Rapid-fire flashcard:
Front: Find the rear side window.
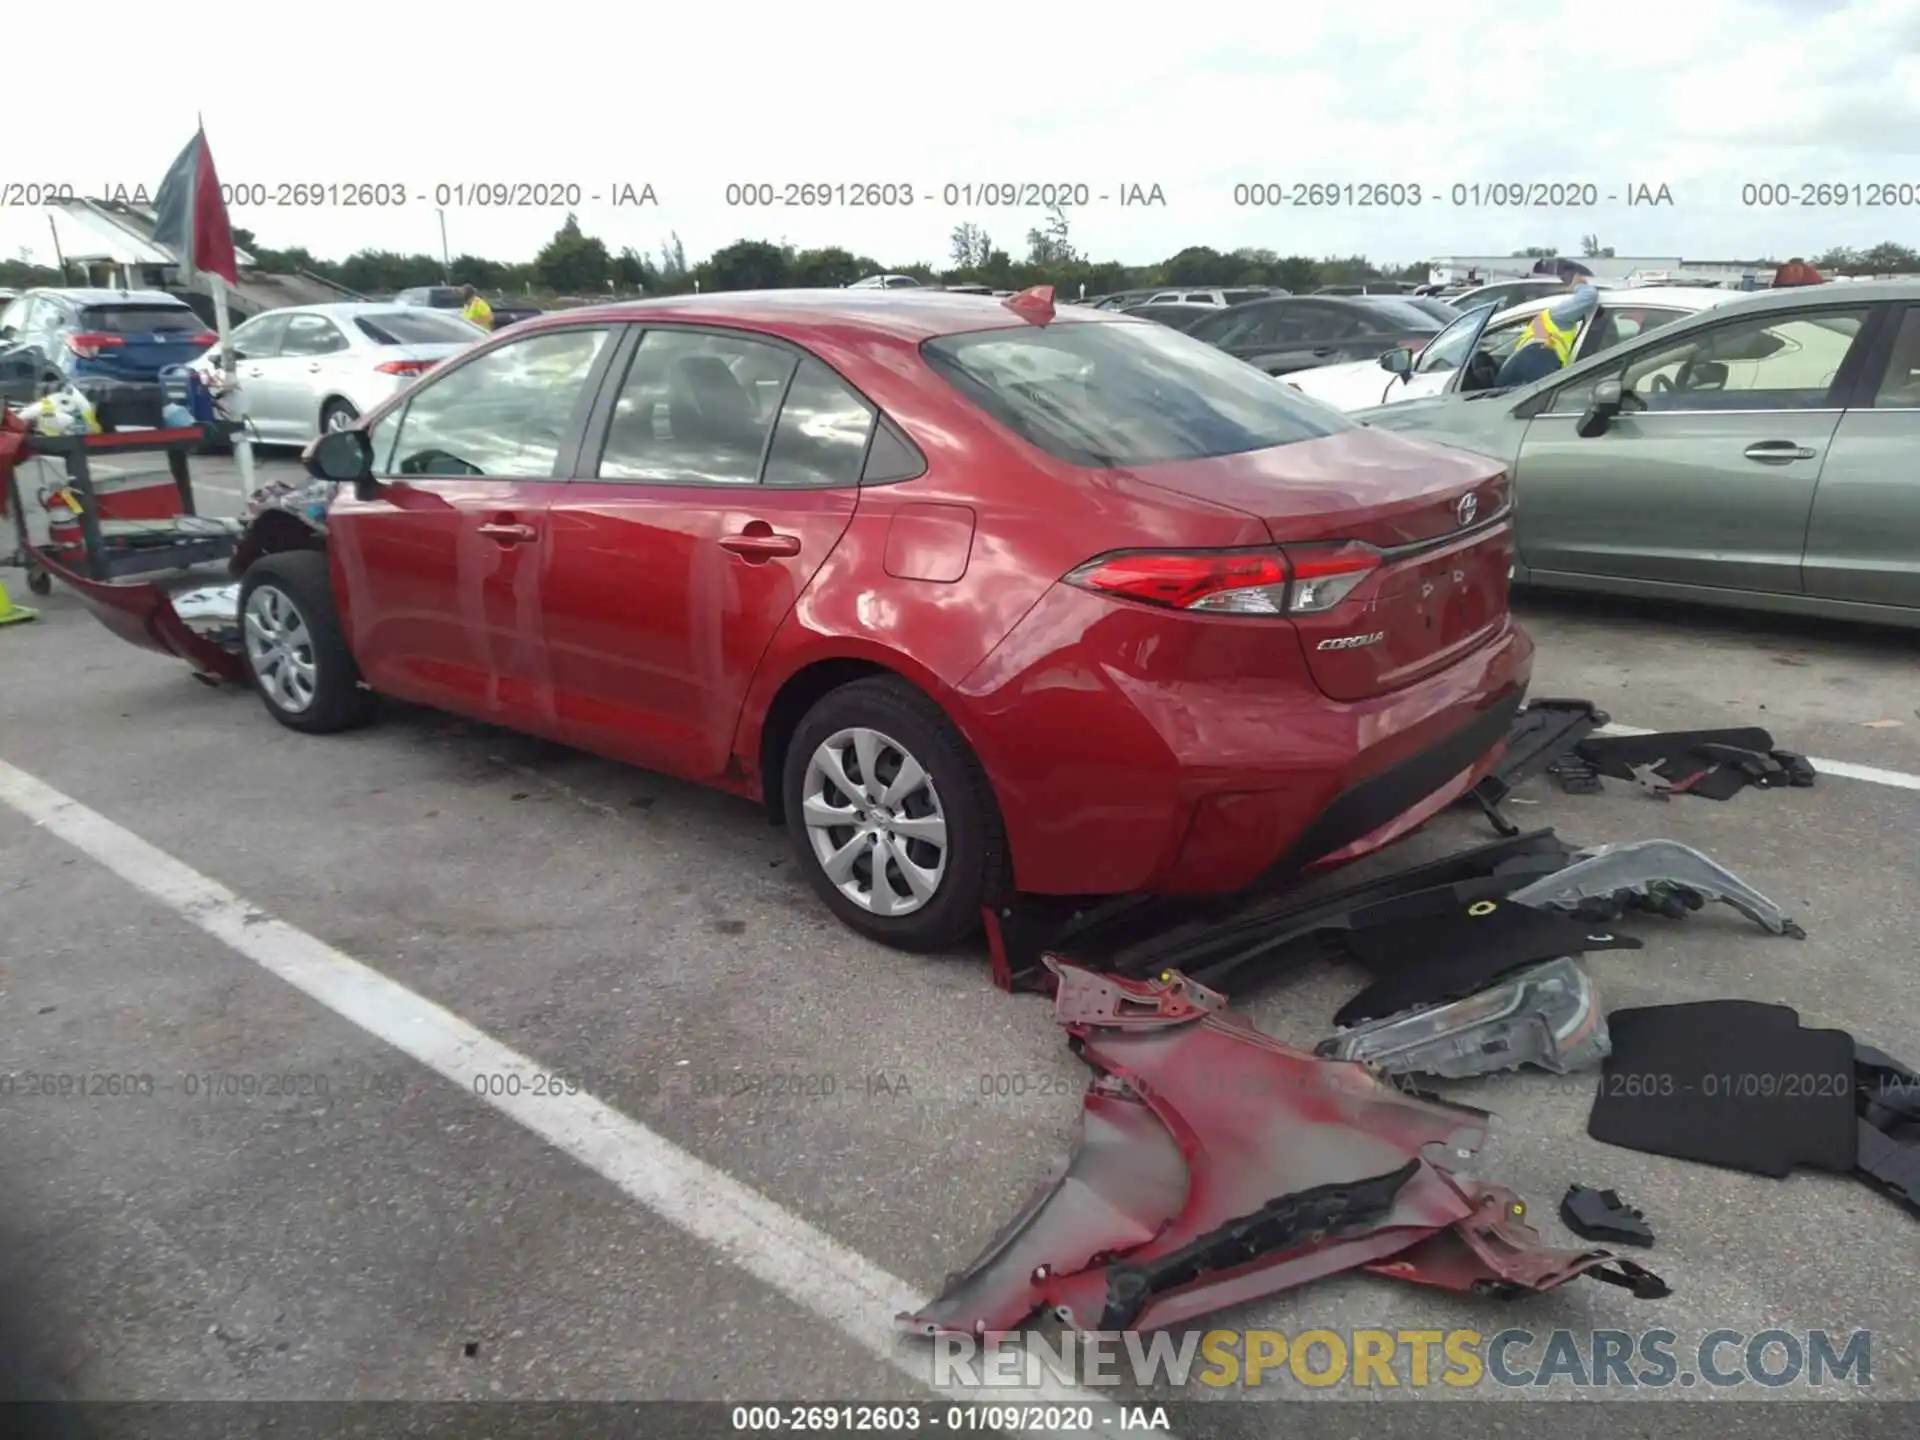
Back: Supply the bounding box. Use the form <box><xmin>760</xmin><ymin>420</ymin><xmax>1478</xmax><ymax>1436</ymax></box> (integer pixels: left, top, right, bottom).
<box><xmin>922</xmin><ymin>318</ymin><xmax>1350</xmax><ymax>467</ymax></box>
<box><xmin>79</xmin><ymin>305</ymin><xmax>203</xmax><ymax>334</ymax></box>
<box><xmin>356</xmin><ymin>311</ymin><xmax>482</xmax><ymax>345</ymax></box>
<box><xmin>762</xmin><ymin>358</ymin><xmax>876</xmax><ymax>488</ymax></box>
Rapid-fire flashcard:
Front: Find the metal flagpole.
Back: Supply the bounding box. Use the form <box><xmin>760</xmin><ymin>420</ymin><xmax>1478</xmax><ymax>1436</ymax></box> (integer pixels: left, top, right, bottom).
<box><xmin>208</xmin><ymin>273</ymin><xmax>255</xmax><ymax>492</ymax></box>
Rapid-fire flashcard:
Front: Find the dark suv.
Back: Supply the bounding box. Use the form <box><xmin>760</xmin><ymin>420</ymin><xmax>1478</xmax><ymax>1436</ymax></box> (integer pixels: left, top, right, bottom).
<box><xmin>0</xmin><ymin>288</ymin><xmax>215</xmax><ymax>426</ymax></box>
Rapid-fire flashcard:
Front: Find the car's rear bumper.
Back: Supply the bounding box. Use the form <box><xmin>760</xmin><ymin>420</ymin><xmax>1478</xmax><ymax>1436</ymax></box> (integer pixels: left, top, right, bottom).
<box><xmin>956</xmin><ymin>585</ymin><xmax>1534</xmax><ymax>897</ymax></box>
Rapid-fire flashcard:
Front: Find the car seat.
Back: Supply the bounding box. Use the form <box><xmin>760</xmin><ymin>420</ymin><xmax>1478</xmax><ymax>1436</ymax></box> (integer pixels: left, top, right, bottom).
<box><xmin>668</xmin><ymin>356</ymin><xmax>760</xmax><ymax>449</ymax></box>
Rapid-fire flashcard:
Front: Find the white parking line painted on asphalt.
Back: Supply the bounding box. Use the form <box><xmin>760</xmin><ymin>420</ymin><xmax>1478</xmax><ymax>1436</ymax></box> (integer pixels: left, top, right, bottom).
<box><xmin>1596</xmin><ymin>723</ymin><xmax>1920</xmax><ymax>793</ymax></box>
<box><xmin>0</xmin><ymin>757</ymin><xmax>1169</xmax><ymax>1438</ymax></box>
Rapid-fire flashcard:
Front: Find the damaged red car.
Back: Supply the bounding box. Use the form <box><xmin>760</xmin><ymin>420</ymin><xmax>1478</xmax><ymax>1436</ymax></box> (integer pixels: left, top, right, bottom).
<box><xmin>111</xmin><ymin>288</ymin><xmax>1531</xmax><ymax>950</ymax></box>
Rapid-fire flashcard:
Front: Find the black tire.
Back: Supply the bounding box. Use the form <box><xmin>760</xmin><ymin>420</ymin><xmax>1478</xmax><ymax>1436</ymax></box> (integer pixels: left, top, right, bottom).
<box><xmin>26</xmin><ymin>569</ymin><xmax>52</xmax><ymax>596</ymax></box>
<box><xmin>236</xmin><ymin>550</ymin><xmax>375</xmax><ymax>733</ymax></box>
<box><xmin>320</xmin><ymin>398</ymin><xmax>359</xmax><ymax>434</ymax></box>
<box><xmin>782</xmin><ymin>676</ymin><xmax>1009</xmax><ymax>952</ymax></box>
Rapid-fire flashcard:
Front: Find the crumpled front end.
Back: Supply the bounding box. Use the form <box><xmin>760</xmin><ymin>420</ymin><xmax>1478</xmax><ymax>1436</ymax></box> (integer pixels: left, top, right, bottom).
<box><xmin>900</xmin><ymin>962</ymin><xmax>1667</xmax><ymax>1339</ymax></box>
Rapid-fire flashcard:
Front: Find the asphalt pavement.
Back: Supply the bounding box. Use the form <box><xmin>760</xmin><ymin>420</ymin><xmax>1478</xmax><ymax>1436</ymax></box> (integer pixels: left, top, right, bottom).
<box><xmin>1</xmin><ymin>451</ymin><xmax>1916</xmax><ymax>1434</ymax></box>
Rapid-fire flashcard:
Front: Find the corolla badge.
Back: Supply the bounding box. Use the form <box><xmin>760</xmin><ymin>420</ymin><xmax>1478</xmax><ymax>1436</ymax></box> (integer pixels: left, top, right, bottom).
<box><xmin>1456</xmin><ymin>492</ymin><xmax>1479</xmax><ymax>527</ymax></box>
<box><xmin>1317</xmin><ymin>631</ymin><xmax>1387</xmax><ymax>651</ymax></box>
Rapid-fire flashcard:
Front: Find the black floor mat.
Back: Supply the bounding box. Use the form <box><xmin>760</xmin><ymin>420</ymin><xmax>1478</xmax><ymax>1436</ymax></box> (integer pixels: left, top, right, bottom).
<box><xmin>1332</xmin><ymin>898</ymin><xmax>1642</xmax><ymax>1027</ymax></box>
<box><xmin>1588</xmin><ymin>1001</ymin><xmax>1857</xmax><ymax>1177</ymax></box>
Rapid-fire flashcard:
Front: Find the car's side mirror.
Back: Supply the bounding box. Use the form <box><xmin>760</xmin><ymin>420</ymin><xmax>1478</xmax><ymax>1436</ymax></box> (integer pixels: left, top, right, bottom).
<box><xmin>1378</xmin><ymin>346</ymin><xmax>1414</xmax><ymax>377</ymax></box>
<box><xmin>1576</xmin><ymin>378</ymin><xmax>1627</xmax><ymax>438</ymax></box>
<box><xmin>306</xmin><ymin>427</ymin><xmax>378</xmax><ymax>498</ymax></box>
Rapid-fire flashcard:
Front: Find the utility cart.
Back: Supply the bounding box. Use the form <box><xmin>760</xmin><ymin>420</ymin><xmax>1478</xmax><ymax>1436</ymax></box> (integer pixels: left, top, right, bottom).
<box><xmin>2</xmin><ymin>421</ymin><xmax>245</xmax><ymax>594</ymax></box>
<box><xmin>0</xmin><ymin>418</ymin><xmax>254</xmax><ymax>681</ymax></box>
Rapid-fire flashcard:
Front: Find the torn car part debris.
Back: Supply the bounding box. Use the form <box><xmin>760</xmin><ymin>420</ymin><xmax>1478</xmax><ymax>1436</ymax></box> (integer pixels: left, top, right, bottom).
<box><xmin>1331</xmin><ymin>896</ymin><xmax>1640</xmax><ymax>1028</ymax></box>
<box><xmin>1575</xmin><ymin>727</ymin><xmax>1816</xmax><ymax>802</ymax></box>
<box><xmin>1108</xmin><ymin>829</ymin><xmax>1581</xmax><ymax>995</ymax></box>
<box><xmin>1507</xmin><ymin>839</ymin><xmax>1805</xmax><ymax>939</ymax></box>
<box><xmin>1464</xmin><ymin>698</ymin><xmax>1608</xmax><ymax>836</ymax></box>
<box><xmin>1317</xmin><ymin>957</ymin><xmax>1609</xmax><ymax>1079</ymax></box>
<box><xmin>1560</xmin><ymin>1185</ymin><xmax>1655</xmax><ymax>1247</ymax></box>
<box><xmin>1854</xmin><ymin>1044</ymin><xmax>1919</xmax><ymax>1220</ymax></box>
<box><xmin>900</xmin><ymin>961</ymin><xmax>1667</xmax><ymax>1339</ymax></box>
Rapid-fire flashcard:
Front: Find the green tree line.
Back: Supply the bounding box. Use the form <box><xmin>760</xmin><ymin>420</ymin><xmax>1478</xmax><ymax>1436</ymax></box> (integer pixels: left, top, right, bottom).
<box><xmin>5</xmin><ymin>212</ymin><xmax>1919</xmax><ymax>299</ymax></box>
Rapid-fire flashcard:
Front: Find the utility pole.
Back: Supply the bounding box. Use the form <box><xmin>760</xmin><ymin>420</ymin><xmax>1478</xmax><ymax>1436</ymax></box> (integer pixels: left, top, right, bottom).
<box><xmin>47</xmin><ymin>215</ymin><xmax>70</xmax><ymax>282</ymax></box>
<box><xmin>436</xmin><ymin>209</ymin><xmax>451</xmax><ymax>280</ymax></box>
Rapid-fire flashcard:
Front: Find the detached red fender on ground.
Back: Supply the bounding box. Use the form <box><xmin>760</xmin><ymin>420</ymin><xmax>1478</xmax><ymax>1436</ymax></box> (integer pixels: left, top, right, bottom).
<box><xmin>900</xmin><ymin>961</ymin><xmax>1667</xmax><ymax>1339</ymax></box>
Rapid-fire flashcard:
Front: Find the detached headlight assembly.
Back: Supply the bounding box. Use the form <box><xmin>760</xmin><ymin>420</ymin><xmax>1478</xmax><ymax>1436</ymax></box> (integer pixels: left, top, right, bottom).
<box><xmin>1316</xmin><ymin>956</ymin><xmax>1609</xmax><ymax>1080</ymax></box>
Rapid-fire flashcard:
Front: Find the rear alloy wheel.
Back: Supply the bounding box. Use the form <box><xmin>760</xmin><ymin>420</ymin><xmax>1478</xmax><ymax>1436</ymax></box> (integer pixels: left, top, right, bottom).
<box><xmin>784</xmin><ymin>678</ymin><xmax>1007</xmax><ymax>951</ymax></box>
<box><xmin>320</xmin><ymin>399</ymin><xmax>359</xmax><ymax>433</ymax></box>
<box><xmin>238</xmin><ymin>551</ymin><xmax>375</xmax><ymax>734</ymax></box>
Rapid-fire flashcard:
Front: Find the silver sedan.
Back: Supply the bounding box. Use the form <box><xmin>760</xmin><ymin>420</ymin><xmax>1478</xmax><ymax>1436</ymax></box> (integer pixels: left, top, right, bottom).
<box><xmin>193</xmin><ymin>302</ymin><xmax>484</xmax><ymax>446</ymax></box>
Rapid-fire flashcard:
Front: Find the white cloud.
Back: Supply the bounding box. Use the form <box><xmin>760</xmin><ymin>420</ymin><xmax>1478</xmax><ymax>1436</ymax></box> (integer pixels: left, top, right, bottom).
<box><xmin>4</xmin><ymin>0</ymin><xmax>1918</xmax><ymax>272</ymax></box>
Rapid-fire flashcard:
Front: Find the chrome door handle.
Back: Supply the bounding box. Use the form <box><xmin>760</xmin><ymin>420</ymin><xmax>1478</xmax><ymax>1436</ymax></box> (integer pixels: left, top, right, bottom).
<box><xmin>1743</xmin><ymin>441</ymin><xmax>1816</xmax><ymax>463</ymax></box>
<box><xmin>477</xmin><ymin>522</ymin><xmax>537</xmax><ymax>542</ymax></box>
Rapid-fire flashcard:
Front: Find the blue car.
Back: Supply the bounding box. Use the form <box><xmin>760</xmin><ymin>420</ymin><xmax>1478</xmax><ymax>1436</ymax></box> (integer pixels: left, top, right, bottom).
<box><xmin>0</xmin><ymin>287</ymin><xmax>217</xmax><ymax>427</ymax></box>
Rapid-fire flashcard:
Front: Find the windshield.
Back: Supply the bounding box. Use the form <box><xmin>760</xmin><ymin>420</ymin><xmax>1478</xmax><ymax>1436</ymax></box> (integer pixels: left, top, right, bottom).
<box><xmin>1414</xmin><ymin>303</ymin><xmax>1498</xmax><ymax>373</ymax></box>
<box><xmin>356</xmin><ymin>311</ymin><xmax>484</xmax><ymax>345</ymax></box>
<box><xmin>1355</xmin><ymin>297</ymin><xmax>1447</xmax><ymax>332</ymax></box>
<box><xmin>79</xmin><ymin>305</ymin><xmax>204</xmax><ymax>334</ymax></box>
<box><xmin>922</xmin><ymin>318</ymin><xmax>1350</xmax><ymax>468</ymax></box>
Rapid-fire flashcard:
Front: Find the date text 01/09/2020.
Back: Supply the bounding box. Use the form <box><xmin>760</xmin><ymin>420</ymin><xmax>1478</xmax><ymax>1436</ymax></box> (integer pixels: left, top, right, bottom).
<box><xmin>720</xmin><ymin>182</ymin><xmax>1167</xmax><ymax>208</ymax></box>
<box><xmin>1228</xmin><ymin>181</ymin><xmax>1676</xmax><ymax>208</ymax></box>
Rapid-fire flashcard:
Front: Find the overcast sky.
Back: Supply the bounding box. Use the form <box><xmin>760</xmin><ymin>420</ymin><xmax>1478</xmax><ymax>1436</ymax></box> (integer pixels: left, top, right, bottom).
<box><xmin>5</xmin><ymin>0</ymin><xmax>1918</xmax><ymax>272</ymax></box>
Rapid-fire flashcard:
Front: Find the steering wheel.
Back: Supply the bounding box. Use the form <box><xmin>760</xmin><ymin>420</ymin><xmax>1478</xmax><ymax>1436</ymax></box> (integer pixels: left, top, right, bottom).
<box><xmin>1648</xmin><ymin>373</ymin><xmax>1674</xmax><ymax>393</ymax></box>
<box><xmin>1463</xmin><ymin>351</ymin><xmax>1500</xmax><ymax>391</ymax></box>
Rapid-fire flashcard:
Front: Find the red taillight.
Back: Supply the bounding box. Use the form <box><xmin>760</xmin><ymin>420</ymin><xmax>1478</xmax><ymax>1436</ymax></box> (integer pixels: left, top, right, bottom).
<box><xmin>65</xmin><ymin>333</ymin><xmax>125</xmax><ymax>358</ymax></box>
<box><xmin>1067</xmin><ymin>544</ymin><xmax>1383</xmax><ymax>616</ymax></box>
<box><xmin>1067</xmin><ymin>550</ymin><xmax>1290</xmax><ymax>614</ymax></box>
<box><xmin>375</xmin><ymin>359</ymin><xmax>436</xmax><ymax>376</ymax></box>
<box><xmin>186</xmin><ymin>332</ymin><xmax>219</xmax><ymax>348</ymax></box>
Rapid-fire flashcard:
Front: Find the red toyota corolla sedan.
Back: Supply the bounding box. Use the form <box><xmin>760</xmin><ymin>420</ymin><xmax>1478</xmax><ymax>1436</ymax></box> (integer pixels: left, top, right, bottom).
<box><xmin>240</xmin><ymin>287</ymin><xmax>1531</xmax><ymax>950</ymax></box>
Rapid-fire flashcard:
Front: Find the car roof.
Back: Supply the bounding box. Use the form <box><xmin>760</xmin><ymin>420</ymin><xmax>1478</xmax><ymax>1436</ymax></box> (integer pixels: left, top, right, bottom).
<box><xmin>512</xmin><ymin>288</ymin><xmax>1136</xmax><ymax>342</ymax></box>
<box><xmin>1486</xmin><ymin>285</ymin><xmax>1741</xmax><ymax>324</ymax></box>
<box><xmin>243</xmin><ymin>301</ymin><xmax>473</xmax><ymax>321</ymax></box>
<box><xmin>28</xmin><ymin>287</ymin><xmax>187</xmax><ymax>306</ymax></box>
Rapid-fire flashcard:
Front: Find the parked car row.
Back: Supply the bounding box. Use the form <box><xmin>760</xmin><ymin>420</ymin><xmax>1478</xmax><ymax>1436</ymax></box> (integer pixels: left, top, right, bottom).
<box><xmin>1359</xmin><ymin>279</ymin><xmax>1920</xmax><ymax>625</ymax></box>
<box><xmin>1284</xmin><ymin>287</ymin><xmax>1737</xmax><ymax>412</ymax></box>
<box><xmin>1171</xmin><ymin>294</ymin><xmax>1457</xmax><ymax>376</ymax></box>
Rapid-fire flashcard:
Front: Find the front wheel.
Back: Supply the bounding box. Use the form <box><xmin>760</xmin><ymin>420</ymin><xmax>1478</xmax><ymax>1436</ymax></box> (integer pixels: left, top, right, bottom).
<box><xmin>237</xmin><ymin>550</ymin><xmax>375</xmax><ymax>733</ymax></box>
<box><xmin>319</xmin><ymin>399</ymin><xmax>359</xmax><ymax>434</ymax></box>
<box><xmin>783</xmin><ymin>677</ymin><xmax>1009</xmax><ymax>952</ymax></box>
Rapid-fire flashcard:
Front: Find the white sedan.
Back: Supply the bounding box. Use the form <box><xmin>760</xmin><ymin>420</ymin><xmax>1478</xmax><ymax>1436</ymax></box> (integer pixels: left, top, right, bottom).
<box><xmin>1281</xmin><ymin>287</ymin><xmax>1745</xmax><ymax>412</ymax></box>
<box><xmin>191</xmin><ymin>302</ymin><xmax>485</xmax><ymax>446</ymax></box>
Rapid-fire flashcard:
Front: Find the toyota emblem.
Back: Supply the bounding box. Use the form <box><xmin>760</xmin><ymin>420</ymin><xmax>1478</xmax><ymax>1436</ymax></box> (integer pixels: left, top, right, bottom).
<box><xmin>1456</xmin><ymin>492</ymin><xmax>1479</xmax><ymax>528</ymax></box>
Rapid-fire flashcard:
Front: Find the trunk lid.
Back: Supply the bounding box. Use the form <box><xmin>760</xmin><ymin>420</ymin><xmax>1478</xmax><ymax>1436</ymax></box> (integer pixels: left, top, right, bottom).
<box><xmin>72</xmin><ymin>305</ymin><xmax>215</xmax><ymax>381</ymax></box>
<box><xmin>1129</xmin><ymin>428</ymin><xmax>1514</xmax><ymax>702</ymax></box>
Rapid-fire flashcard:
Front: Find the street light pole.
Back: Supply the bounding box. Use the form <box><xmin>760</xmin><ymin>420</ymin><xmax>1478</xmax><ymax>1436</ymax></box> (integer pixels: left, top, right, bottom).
<box><xmin>436</xmin><ymin>208</ymin><xmax>451</xmax><ymax>280</ymax></box>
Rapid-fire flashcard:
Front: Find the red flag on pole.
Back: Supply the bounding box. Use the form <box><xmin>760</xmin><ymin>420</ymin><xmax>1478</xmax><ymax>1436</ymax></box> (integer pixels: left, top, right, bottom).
<box><xmin>151</xmin><ymin>128</ymin><xmax>238</xmax><ymax>284</ymax></box>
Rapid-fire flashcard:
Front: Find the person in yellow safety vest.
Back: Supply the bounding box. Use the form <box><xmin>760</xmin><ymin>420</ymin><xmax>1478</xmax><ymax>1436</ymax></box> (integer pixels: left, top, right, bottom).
<box><xmin>460</xmin><ymin>285</ymin><xmax>494</xmax><ymax>331</ymax></box>
<box><xmin>1493</xmin><ymin>258</ymin><xmax>1600</xmax><ymax>389</ymax></box>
